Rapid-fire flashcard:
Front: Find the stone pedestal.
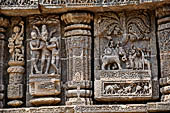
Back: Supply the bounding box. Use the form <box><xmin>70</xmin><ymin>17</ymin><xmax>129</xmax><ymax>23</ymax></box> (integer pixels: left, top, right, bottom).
<box><xmin>61</xmin><ymin>12</ymin><xmax>93</xmax><ymax>105</ymax></box>
<box><xmin>29</xmin><ymin>74</ymin><xmax>61</xmax><ymax>106</ymax></box>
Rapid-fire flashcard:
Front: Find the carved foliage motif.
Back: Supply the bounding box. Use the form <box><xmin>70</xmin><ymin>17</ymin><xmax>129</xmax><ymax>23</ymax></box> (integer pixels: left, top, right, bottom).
<box><xmin>94</xmin><ymin>11</ymin><xmax>157</xmax><ymax>101</ymax></box>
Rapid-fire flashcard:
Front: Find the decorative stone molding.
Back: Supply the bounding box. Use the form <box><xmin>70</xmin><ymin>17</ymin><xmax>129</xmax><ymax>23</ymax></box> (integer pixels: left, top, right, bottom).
<box><xmin>0</xmin><ymin>0</ymin><xmax>164</xmax><ymax>8</ymax></box>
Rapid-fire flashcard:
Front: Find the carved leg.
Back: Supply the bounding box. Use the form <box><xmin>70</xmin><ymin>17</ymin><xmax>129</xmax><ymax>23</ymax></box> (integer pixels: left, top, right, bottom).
<box><xmin>31</xmin><ymin>60</ymin><xmax>34</xmax><ymax>74</ymax></box>
<box><xmin>55</xmin><ymin>57</ymin><xmax>59</xmax><ymax>73</ymax></box>
<box><xmin>117</xmin><ymin>62</ymin><xmax>122</xmax><ymax>69</ymax></box>
<box><xmin>41</xmin><ymin>55</ymin><xmax>45</xmax><ymax>74</ymax></box>
<box><xmin>147</xmin><ymin>61</ymin><xmax>150</xmax><ymax>70</ymax></box>
<box><xmin>102</xmin><ymin>63</ymin><xmax>106</xmax><ymax>70</ymax></box>
<box><xmin>45</xmin><ymin>56</ymin><xmax>51</xmax><ymax>74</ymax></box>
<box><xmin>51</xmin><ymin>56</ymin><xmax>58</xmax><ymax>74</ymax></box>
<box><xmin>33</xmin><ymin>60</ymin><xmax>40</xmax><ymax>74</ymax></box>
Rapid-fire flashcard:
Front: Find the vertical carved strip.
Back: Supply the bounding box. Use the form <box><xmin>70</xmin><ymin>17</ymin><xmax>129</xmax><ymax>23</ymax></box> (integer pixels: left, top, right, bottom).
<box><xmin>7</xmin><ymin>17</ymin><xmax>25</xmax><ymax>107</ymax></box>
<box><xmin>0</xmin><ymin>16</ymin><xmax>9</xmax><ymax>108</ymax></box>
<box><xmin>61</xmin><ymin>12</ymin><xmax>93</xmax><ymax>105</ymax></box>
<box><xmin>27</xmin><ymin>15</ymin><xmax>61</xmax><ymax>106</ymax></box>
<box><xmin>157</xmin><ymin>6</ymin><xmax>170</xmax><ymax>102</ymax></box>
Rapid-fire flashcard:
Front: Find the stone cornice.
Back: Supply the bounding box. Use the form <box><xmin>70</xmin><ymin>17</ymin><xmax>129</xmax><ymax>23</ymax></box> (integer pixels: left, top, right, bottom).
<box><xmin>0</xmin><ymin>0</ymin><xmax>169</xmax><ymax>16</ymax></box>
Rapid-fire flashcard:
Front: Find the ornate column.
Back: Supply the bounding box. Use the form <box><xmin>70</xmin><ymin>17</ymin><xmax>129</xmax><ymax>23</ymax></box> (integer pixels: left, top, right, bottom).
<box><xmin>7</xmin><ymin>17</ymin><xmax>25</xmax><ymax>107</ymax></box>
<box><xmin>157</xmin><ymin>5</ymin><xmax>170</xmax><ymax>102</ymax></box>
<box><xmin>0</xmin><ymin>16</ymin><xmax>9</xmax><ymax>108</ymax></box>
<box><xmin>61</xmin><ymin>12</ymin><xmax>93</xmax><ymax>105</ymax></box>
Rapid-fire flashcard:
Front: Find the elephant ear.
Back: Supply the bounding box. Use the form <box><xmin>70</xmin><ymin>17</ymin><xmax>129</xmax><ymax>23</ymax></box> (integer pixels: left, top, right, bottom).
<box><xmin>95</xmin><ymin>12</ymin><xmax>122</xmax><ymax>37</ymax></box>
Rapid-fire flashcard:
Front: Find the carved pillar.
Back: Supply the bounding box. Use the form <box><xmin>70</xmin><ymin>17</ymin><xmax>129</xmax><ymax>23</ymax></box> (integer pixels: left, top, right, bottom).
<box><xmin>157</xmin><ymin>5</ymin><xmax>170</xmax><ymax>102</ymax></box>
<box><xmin>7</xmin><ymin>17</ymin><xmax>25</xmax><ymax>107</ymax></box>
<box><xmin>27</xmin><ymin>15</ymin><xmax>61</xmax><ymax>106</ymax></box>
<box><xmin>61</xmin><ymin>12</ymin><xmax>93</xmax><ymax>105</ymax></box>
<box><xmin>0</xmin><ymin>17</ymin><xmax>9</xmax><ymax>108</ymax></box>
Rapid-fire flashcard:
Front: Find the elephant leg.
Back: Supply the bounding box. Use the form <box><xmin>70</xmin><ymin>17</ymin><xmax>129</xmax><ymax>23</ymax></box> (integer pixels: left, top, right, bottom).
<box><xmin>102</xmin><ymin>63</ymin><xmax>106</xmax><ymax>70</ymax></box>
<box><xmin>147</xmin><ymin>61</ymin><xmax>151</xmax><ymax>70</ymax></box>
<box><xmin>117</xmin><ymin>62</ymin><xmax>122</xmax><ymax>69</ymax></box>
<box><xmin>108</xmin><ymin>64</ymin><xmax>111</xmax><ymax>70</ymax></box>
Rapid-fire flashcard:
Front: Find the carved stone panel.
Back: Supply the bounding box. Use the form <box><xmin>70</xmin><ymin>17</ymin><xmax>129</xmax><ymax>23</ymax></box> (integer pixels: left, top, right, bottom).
<box><xmin>27</xmin><ymin>15</ymin><xmax>61</xmax><ymax>106</ymax></box>
<box><xmin>94</xmin><ymin>11</ymin><xmax>158</xmax><ymax>101</ymax></box>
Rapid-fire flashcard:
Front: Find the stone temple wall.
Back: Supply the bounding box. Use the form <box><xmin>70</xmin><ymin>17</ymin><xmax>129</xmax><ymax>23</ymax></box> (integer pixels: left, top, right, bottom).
<box><xmin>0</xmin><ymin>0</ymin><xmax>170</xmax><ymax>113</ymax></box>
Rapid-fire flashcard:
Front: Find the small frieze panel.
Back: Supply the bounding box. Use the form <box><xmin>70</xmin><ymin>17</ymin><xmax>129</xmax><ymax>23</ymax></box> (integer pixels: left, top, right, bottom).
<box><xmin>94</xmin><ymin>11</ymin><xmax>158</xmax><ymax>101</ymax></box>
<box><xmin>103</xmin><ymin>81</ymin><xmax>152</xmax><ymax>96</ymax></box>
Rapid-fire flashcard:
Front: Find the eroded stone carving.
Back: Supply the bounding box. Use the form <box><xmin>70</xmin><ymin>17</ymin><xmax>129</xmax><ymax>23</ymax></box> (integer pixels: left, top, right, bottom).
<box><xmin>28</xmin><ymin>15</ymin><xmax>61</xmax><ymax>106</ymax></box>
<box><xmin>7</xmin><ymin>17</ymin><xmax>25</xmax><ymax>107</ymax></box>
<box><xmin>94</xmin><ymin>11</ymin><xmax>158</xmax><ymax>101</ymax></box>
